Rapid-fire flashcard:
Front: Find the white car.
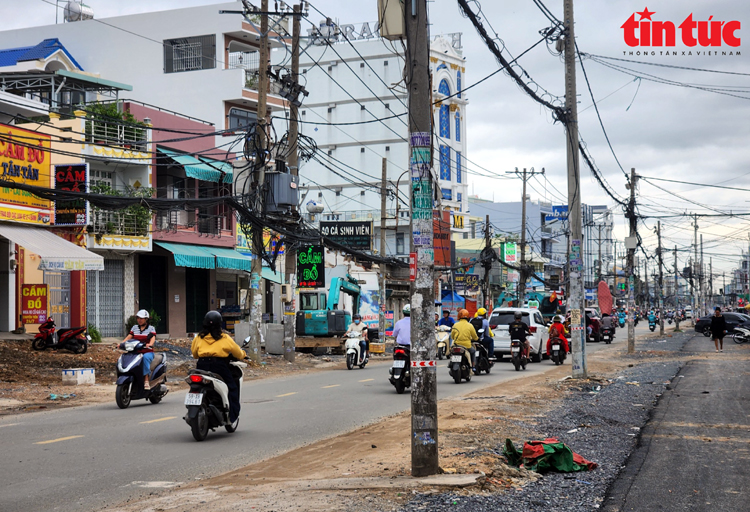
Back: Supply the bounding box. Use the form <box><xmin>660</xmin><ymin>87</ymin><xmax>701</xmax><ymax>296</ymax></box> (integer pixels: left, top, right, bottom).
<box><xmin>489</xmin><ymin>307</ymin><xmax>547</xmax><ymax>362</ymax></box>
<box><xmin>684</xmin><ymin>307</ymin><xmax>693</xmax><ymax>319</ymax></box>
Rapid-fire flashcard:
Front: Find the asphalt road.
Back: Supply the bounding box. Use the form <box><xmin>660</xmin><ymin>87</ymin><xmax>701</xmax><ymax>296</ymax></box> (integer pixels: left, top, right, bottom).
<box><xmin>0</xmin><ymin>332</ymin><xmax>638</xmax><ymax>512</ymax></box>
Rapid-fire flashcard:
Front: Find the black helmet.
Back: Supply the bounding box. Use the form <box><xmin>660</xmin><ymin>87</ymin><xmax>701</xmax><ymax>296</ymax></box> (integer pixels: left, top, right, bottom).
<box><xmin>203</xmin><ymin>310</ymin><xmax>223</xmax><ymax>329</ymax></box>
<box><xmin>353</xmin><ymin>314</ymin><xmax>362</xmax><ymax>321</ymax></box>
<box><xmin>514</xmin><ymin>311</ymin><xmax>522</xmax><ymax>320</ymax></box>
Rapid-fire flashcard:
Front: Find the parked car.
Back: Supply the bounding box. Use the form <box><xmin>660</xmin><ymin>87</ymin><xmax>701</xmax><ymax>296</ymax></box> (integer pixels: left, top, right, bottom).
<box><xmin>684</xmin><ymin>306</ymin><xmax>693</xmax><ymax>319</ymax></box>
<box><xmin>694</xmin><ymin>312</ymin><xmax>749</xmax><ymax>336</ymax></box>
<box><xmin>489</xmin><ymin>307</ymin><xmax>546</xmax><ymax>362</ymax></box>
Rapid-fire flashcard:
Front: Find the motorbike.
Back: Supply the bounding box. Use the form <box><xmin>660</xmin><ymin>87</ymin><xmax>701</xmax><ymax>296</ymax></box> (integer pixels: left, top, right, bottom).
<box><xmin>472</xmin><ymin>329</ymin><xmax>494</xmax><ymax>375</ymax></box>
<box><xmin>648</xmin><ymin>317</ymin><xmax>657</xmax><ymax>332</ymax></box>
<box><xmin>733</xmin><ymin>326</ymin><xmax>750</xmax><ymax>344</ymax></box>
<box><xmin>600</xmin><ymin>325</ymin><xmax>615</xmax><ymax>344</ymax></box>
<box><xmin>388</xmin><ymin>344</ymin><xmax>411</xmax><ymax>394</ymax></box>
<box><xmin>115</xmin><ymin>341</ymin><xmax>169</xmax><ymax>409</ymax></box>
<box><xmin>183</xmin><ymin>337</ymin><xmax>250</xmax><ymax>442</ymax></box>
<box><xmin>344</xmin><ymin>332</ymin><xmax>368</xmax><ymax>370</ymax></box>
<box><xmin>435</xmin><ymin>325</ymin><xmax>451</xmax><ymax>360</ymax></box>
<box><xmin>32</xmin><ymin>317</ymin><xmax>90</xmax><ymax>354</ymax></box>
<box><xmin>510</xmin><ymin>338</ymin><xmax>528</xmax><ymax>371</ymax></box>
<box><xmin>617</xmin><ymin>313</ymin><xmax>626</xmax><ymax>329</ymax></box>
<box><xmin>550</xmin><ymin>337</ymin><xmax>567</xmax><ymax>365</ymax></box>
<box><xmin>448</xmin><ymin>345</ymin><xmax>472</xmax><ymax>384</ymax></box>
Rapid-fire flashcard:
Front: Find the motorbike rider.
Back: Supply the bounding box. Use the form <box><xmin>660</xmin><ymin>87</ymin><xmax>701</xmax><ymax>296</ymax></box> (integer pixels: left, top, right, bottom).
<box><xmin>648</xmin><ymin>310</ymin><xmax>657</xmax><ymax>324</ymax></box>
<box><xmin>120</xmin><ymin>310</ymin><xmax>156</xmax><ymax>390</ymax></box>
<box><xmin>451</xmin><ymin>309</ymin><xmax>478</xmax><ymax>369</ymax></box>
<box><xmin>190</xmin><ymin>311</ymin><xmax>246</xmax><ymax>424</ymax></box>
<box><xmin>600</xmin><ymin>313</ymin><xmax>615</xmax><ymax>333</ymax></box>
<box><xmin>470</xmin><ymin>308</ymin><xmax>495</xmax><ymax>359</ymax></box>
<box><xmin>393</xmin><ymin>305</ymin><xmax>411</xmax><ymax>347</ymax></box>
<box><xmin>345</xmin><ymin>313</ymin><xmax>369</xmax><ymax>361</ymax></box>
<box><xmin>547</xmin><ymin>315</ymin><xmax>570</xmax><ymax>356</ymax></box>
<box><xmin>508</xmin><ymin>311</ymin><xmax>531</xmax><ymax>359</ymax></box>
<box><xmin>438</xmin><ymin>310</ymin><xmax>455</xmax><ymax>328</ymax></box>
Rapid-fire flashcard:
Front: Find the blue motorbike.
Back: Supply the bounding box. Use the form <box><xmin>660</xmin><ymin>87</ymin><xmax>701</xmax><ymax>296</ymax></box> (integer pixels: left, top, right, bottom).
<box><xmin>115</xmin><ymin>341</ymin><xmax>168</xmax><ymax>409</ymax></box>
<box><xmin>648</xmin><ymin>315</ymin><xmax>657</xmax><ymax>332</ymax></box>
<box><xmin>617</xmin><ymin>313</ymin><xmax>627</xmax><ymax>328</ymax></box>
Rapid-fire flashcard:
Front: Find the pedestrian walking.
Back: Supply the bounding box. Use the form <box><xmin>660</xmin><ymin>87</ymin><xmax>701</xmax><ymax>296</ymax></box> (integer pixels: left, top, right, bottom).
<box><xmin>710</xmin><ymin>306</ymin><xmax>726</xmax><ymax>353</ymax></box>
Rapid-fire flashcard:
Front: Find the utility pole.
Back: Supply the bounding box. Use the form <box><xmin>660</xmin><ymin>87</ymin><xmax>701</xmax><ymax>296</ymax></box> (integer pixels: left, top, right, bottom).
<box><xmin>247</xmin><ymin>0</ymin><xmax>270</xmax><ymax>365</ymax></box>
<box><xmin>709</xmin><ymin>258</ymin><xmax>713</xmax><ymax>307</ymax></box>
<box><xmin>700</xmin><ymin>234</ymin><xmax>704</xmax><ymax>316</ymax></box>
<box><xmin>597</xmin><ymin>224</ymin><xmax>602</xmax><ymax>282</ymax></box>
<box><xmin>483</xmin><ymin>215</ymin><xmax>492</xmax><ymax>308</ymax></box>
<box><xmin>674</xmin><ymin>246</ymin><xmax>678</xmax><ymax>308</ymax></box>
<box><xmin>626</xmin><ymin>168</ymin><xmax>638</xmax><ymax>354</ymax></box>
<box><xmin>406</xmin><ymin>0</ymin><xmax>438</xmax><ymax>477</ymax></box>
<box><xmin>613</xmin><ymin>239</ymin><xmax>617</xmax><ymax>298</ymax></box>
<box><xmin>657</xmin><ymin>221</ymin><xmax>664</xmax><ymax>335</ymax></box>
<box><xmin>563</xmin><ymin>0</ymin><xmax>586</xmax><ymax>377</ymax></box>
<box><xmin>693</xmin><ymin>214</ymin><xmax>699</xmax><ymax>325</ymax></box>
<box><xmin>644</xmin><ymin>258</ymin><xmax>648</xmax><ymax>308</ymax></box>
<box><xmin>379</xmin><ymin>158</ymin><xmax>388</xmax><ymax>346</ymax></box>
<box><xmin>282</xmin><ymin>2</ymin><xmax>302</xmax><ymax>363</ymax></box>
<box><xmin>723</xmin><ymin>271</ymin><xmax>726</xmax><ymax>307</ymax></box>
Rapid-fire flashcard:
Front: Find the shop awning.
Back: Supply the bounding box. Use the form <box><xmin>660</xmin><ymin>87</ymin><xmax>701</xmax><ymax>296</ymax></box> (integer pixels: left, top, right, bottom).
<box><xmin>0</xmin><ymin>224</ymin><xmax>104</xmax><ymax>271</ymax></box>
<box><xmin>209</xmin><ymin>246</ymin><xmax>252</xmax><ymax>272</ymax></box>
<box><xmin>262</xmin><ymin>266</ymin><xmax>283</xmax><ymax>284</ymax></box>
<box><xmin>154</xmin><ymin>241</ymin><xmax>215</xmax><ymax>269</ymax></box>
<box><xmin>158</xmin><ymin>148</ymin><xmax>233</xmax><ymax>184</ymax></box>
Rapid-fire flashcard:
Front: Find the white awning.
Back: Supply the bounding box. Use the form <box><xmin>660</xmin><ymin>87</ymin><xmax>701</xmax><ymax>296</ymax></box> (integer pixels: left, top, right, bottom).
<box><xmin>0</xmin><ymin>224</ymin><xmax>104</xmax><ymax>271</ymax></box>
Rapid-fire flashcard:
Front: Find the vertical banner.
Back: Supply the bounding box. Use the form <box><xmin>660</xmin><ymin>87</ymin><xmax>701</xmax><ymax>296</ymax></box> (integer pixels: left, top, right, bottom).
<box><xmin>53</xmin><ymin>163</ymin><xmax>89</xmax><ymax>226</ymax></box>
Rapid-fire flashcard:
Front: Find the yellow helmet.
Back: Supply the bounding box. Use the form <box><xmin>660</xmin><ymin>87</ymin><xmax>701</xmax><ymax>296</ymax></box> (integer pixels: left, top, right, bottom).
<box><xmin>477</xmin><ymin>308</ymin><xmax>487</xmax><ymax>317</ymax></box>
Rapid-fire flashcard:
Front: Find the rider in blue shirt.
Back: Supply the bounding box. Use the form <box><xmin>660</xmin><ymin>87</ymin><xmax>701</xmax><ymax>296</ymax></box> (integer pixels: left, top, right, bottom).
<box><xmin>437</xmin><ymin>310</ymin><xmax>455</xmax><ymax>328</ymax></box>
<box><xmin>393</xmin><ymin>305</ymin><xmax>411</xmax><ymax>346</ymax></box>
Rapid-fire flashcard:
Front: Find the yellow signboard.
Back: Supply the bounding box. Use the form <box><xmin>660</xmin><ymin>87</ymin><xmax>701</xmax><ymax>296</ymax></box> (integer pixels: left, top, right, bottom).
<box><xmin>0</xmin><ymin>123</ymin><xmax>52</xmax><ymax>220</ymax></box>
<box><xmin>236</xmin><ymin>229</ymin><xmax>284</xmax><ymax>255</ymax></box>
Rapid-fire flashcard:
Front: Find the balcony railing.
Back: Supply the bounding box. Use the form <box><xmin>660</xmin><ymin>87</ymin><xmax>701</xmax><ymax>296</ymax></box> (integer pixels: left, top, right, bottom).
<box><xmin>155</xmin><ymin>210</ymin><xmax>229</xmax><ymax>236</ymax></box>
<box><xmin>85</xmin><ymin>120</ymin><xmax>148</xmax><ymax>152</ymax></box>
<box><xmin>90</xmin><ymin>208</ymin><xmax>150</xmax><ymax>237</ymax></box>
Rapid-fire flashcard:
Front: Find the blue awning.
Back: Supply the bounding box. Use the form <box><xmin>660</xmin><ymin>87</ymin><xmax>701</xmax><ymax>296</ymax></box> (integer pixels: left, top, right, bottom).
<box><xmin>209</xmin><ymin>246</ymin><xmax>252</xmax><ymax>272</ymax></box>
<box><xmin>155</xmin><ymin>241</ymin><xmax>215</xmax><ymax>269</ymax></box>
<box><xmin>158</xmin><ymin>147</ymin><xmax>233</xmax><ymax>184</ymax></box>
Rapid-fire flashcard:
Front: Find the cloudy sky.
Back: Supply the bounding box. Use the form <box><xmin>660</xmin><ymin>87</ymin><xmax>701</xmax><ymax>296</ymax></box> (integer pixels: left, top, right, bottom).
<box><xmin>4</xmin><ymin>0</ymin><xmax>750</xmax><ymax>282</ymax></box>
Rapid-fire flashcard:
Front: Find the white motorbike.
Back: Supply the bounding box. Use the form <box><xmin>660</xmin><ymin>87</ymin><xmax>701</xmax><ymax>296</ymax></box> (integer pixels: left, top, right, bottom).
<box><xmin>183</xmin><ymin>337</ymin><xmax>250</xmax><ymax>442</ymax></box>
<box><xmin>733</xmin><ymin>325</ymin><xmax>750</xmax><ymax>344</ymax></box>
<box><xmin>345</xmin><ymin>331</ymin><xmax>368</xmax><ymax>370</ymax></box>
<box><xmin>436</xmin><ymin>325</ymin><xmax>451</xmax><ymax>359</ymax></box>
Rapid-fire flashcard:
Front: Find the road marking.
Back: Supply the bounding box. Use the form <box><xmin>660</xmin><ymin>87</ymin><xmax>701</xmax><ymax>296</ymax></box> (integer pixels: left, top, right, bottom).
<box><xmin>321</xmin><ymin>384</ymin><xmax>340</xmax><ymax>389</ymax></box>
<box><xmin>359</xmin><ymin>379</ymin><xmax>374</xmax><ymax>382</ymax></box>
<box><xmin>130</xmin><ymin>481</ymin><xmax>183</xmax><ymax>489</ymax></box>
<box><xmin>35</xmin><ymin>435</ymin><xmax>84</xmax><ymax>445</ymax></box>
<box><xmin>0</xmin><ymin>423</ymin><xmax>20</xmax><ymax>429</ymax></box>
<box><xmin>140</xmin><ymin>416</ymin><xmax>177</xmax><ymax>424</ymax></box>
<box><xmin>276</xmin><ymin>392</ymin><xmax>297</xmax><ymax>397</ymax></box>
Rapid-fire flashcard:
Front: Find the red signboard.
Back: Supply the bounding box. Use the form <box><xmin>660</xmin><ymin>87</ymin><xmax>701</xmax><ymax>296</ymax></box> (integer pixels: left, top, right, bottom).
<box><xmin>409</xmin><ymin>252</ymin><xmax>417</xmax><ymax>281</ymax></box>
<box><xmin>433</xmin><ymin>210</ymin><xmax>451</xmax><ymax>267</ymax></box>
<box><xmin>21</xmin><ymin>284</ymin><xmax>48</xmax><ymax>324</ymax></box>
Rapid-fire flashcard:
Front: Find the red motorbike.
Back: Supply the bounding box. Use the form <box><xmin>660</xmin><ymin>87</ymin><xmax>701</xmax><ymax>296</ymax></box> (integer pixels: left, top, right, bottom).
<box><xmin>32</xmin><ymin>318</ymin><xmax>90</xmax><ymax>354</ymax></box>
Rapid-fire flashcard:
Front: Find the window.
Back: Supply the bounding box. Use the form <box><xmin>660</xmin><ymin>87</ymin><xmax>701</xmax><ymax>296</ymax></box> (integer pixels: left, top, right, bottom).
<box><xmin>438</xmin><ymin>78</ymin><xmax>450</xmax><ymax>96</ymax></box>
<box><xmin>455</xmin><ymin>112</ymin><xmax>461</xmax><ymax>142</ymax></box>
<box><xmin>384</xmin><ymin>60</ymin><xmax>389</xmax><ymax>66</ymax></box>
<box><xmin>396</xmin><ymin>232</ymin><xmax>405</xmax><ymax>254</ymax></box>
<box><xmin>439</xmin><ymin>145</ymin><xmax>451</xmax><ymax>180</ymax></box>
<box><xmin>164</xmin><ymin>34</ymin><xmax>216</xmax><ymax>73</ymax></box>
<box><xmin>439</xmin><ymin>104</ymin><xmax>450</xmax><ymax>138</ymax></box>
<box><xmin>360</xmin><ymin>63</ymin><xmax>365</xmax><ymax>68</ymax></box>
<box><xmin>385</xmin><ymin>146</ymin><xmax>390</xmax><ymax>151</ymax></box>
<box><xmin>360</xmin><ymin>190</ymin><xmax>365</xmax><ymax>196</ymax></box>
<box><xmin>457</xmin><ymin>192</ymin><xmax>463</xmax><ymax>205</ymax></box>
<box><xmin>361</xmin><ymin>147</ymin><xmax>365</xmax><ymax>153</ymax></box>
<box><xmin>456</xmin><ymin>152</ymin><xmax>462</xmax><ymax>183</ymax></box>
<box><xmin>228</xmin><ymin>108</ymin><xmax>257</xmax><ymax>131</ymax></box>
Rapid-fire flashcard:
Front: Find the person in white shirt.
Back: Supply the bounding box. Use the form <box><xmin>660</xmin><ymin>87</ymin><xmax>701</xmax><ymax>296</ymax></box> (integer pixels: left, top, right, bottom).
<box><xmin>393</xmin><ymin>304</ymin><xmax>411</xmax><ymax>346</ymax></box>
<box><xmin>345</xmin><ymin>314</ymin><xmax>369</xmax><ymax>360</ymax></box>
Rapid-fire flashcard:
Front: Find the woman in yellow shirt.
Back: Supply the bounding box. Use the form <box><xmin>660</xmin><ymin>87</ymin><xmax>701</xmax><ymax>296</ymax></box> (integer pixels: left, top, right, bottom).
<box><xmin>451</xmin><ymin>309</ymin><xmax>478</xmax><ymax>368</ymax></box>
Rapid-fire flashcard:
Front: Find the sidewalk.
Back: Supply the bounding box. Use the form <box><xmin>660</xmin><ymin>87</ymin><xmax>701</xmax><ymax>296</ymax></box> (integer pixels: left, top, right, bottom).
<box><xmin>604</xmin><ymin>334</ymin><xmax>750</xmax><ymax>511</ymax></box>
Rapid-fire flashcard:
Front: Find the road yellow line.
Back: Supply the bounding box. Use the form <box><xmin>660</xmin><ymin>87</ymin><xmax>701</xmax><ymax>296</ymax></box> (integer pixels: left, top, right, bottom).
<box><xmin>0</xmin><ymin>423</ymin><xmax>20</xmax><ymax>429</ymax></box>
<box><xmin>358</xmin><ymin>379</ymin><xmax>374</xmax><ymax>382</ymax></box>
<box><xmin>322</xmin><ymin>384</ymin><xmax>340</xmax><ymax>389</ymax></box>
<box><xmin>276</xmin><ymin>392</ymin><xmax>297</xmax><ymax>397</ymax></box>
<box><xmin>35</xmin><ymin>435</ymin><xmax>84</xmax><ymax>445</ymax></box>
<box><xmin>140</xmin><ymin>416</ymin><xmax>177</xmax><ymax>424</ymax></box>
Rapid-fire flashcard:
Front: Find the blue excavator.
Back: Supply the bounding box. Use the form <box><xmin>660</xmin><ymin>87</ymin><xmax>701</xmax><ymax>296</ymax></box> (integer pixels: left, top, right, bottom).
<box><xmin>295</xmin><ymin>274</ymin><xmax>361</xmax><ymax>336</ymax></box>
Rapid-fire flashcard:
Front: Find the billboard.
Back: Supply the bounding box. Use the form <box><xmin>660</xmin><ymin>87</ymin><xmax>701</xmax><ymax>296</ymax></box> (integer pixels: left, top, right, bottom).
<box><xmin>503</xmin><ymin>242</ymin><xmax>517</xmax><ymax>263</ymax></box>
<box><xmin>297</xmin><ymin>245</ymin><xmax>324</xmax><ymax>288</ymax></box>
<box><xmin>433</xmin><ymin>209</ymin><xmax>451</xmax><ymax>267</ymax></box>
<box><xmin>53</xmin><ymin>163</ymin><xmax>89</xmax><ymax>226</ymax></box>
<box><xmin>454</xmin><ymin>272</ymin><xmax>480</xmax><ymax>293</ymax></box>
<box><xmin>544</xmin><ymin>205</ymin><xmax>569</xmax><ymax>222</ymax></box>
<box><xmin>320</xmin><ymin>220</ymin><xmax>372</xmax><ymax>251</ymax></box>
<box><xmin>0</xmin><ymin>123</ymin><xmax>52</xmax><ymax>224</ymax></box>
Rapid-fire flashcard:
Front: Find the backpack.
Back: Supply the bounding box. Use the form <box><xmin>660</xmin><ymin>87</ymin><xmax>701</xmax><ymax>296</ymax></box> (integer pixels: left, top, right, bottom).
<box><xmin>470</xmin><ymin>317</ymin><xmax>484</xmax><ymax>339</ymax></box>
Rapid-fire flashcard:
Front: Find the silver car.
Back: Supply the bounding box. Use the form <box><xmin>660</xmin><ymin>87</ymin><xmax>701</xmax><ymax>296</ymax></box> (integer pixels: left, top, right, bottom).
<box><xmin>489</xmin><ymin>308</ymin><xmax>547</xmax><ymax>362</ymax></box>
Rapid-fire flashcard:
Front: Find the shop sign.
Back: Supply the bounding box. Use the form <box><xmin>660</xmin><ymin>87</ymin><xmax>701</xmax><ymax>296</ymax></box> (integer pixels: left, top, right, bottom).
<box><xmin>21</xmin><ymin>284</ymin><xmax>48</xmax><ymax>324</ymax></box>
<box><xmin>504</xmin><ymin>242</ymin><xmax>517</xmax><ymax>263</ymax></box>
<box><xmin>320</xmin><ymin>220</ymin><xmax>372</xmax><ymax>251</ymax></box>
<box><xmin>297</xmin><ymin>245</ymin><xmax>324</xmax><ymax>288</ymax></box>
<box><xmin>453</xmin><ymin>272</ymin><xmax>479</xmax><ymax>293</ymax></box>
<box><xmin>384</xmin><ymin>310</ymin><xmax>394</xmax><ymax>336</ymax></box>
<box><xmin>433</xmin><ymin>210</ymin><xmax>451</xmax><ymax>267</ymax></box>
<box><xmin>53</xmin><ymin>163</ymin><xmax>89</xmax><ymax>226</ymax></box>
<box><xmin>236</xmin><ymin>229</ymin><xmax>284</xmax><ymax>255</ymax></box>
<box><xmin>0</xmin><ymin>123</ymin><xmax>52</xmax><ymax>224</ymax></box>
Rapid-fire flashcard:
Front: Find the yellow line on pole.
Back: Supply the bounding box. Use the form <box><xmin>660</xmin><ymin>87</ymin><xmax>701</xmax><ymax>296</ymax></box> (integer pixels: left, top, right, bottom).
<box><xmin>139</xmin><ymin>416</ymin><xmax>177</xmax><ymax>424</ymax></box>
<box><xmin>35</xmin><ymin>435</ymin><xmax>84</xmax><ymax>445</ymax></box>
<box><xmin>276</xmin><ymin>392</ymin><xmax>297</xmax><ymax>397</ymax></box>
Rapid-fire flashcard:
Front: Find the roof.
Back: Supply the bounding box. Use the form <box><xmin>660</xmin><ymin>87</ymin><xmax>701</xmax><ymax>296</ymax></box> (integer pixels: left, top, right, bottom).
<box><xmin>0</xmin><ymin>38</ymin><xmax>83</xmax><ymax>70</ymax></box>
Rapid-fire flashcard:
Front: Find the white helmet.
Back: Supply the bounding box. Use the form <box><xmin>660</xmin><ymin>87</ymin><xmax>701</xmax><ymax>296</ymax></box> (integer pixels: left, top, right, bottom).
<box><xmin>136</xmin><ymin>309</ymin><xmax>150</xmax><ymax>319</ymax></box>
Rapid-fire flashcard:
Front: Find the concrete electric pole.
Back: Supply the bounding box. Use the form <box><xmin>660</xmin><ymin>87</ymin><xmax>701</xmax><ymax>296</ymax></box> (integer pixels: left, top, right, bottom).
<box><xmin>379</xmin><ymin>157</ymin><xmax>388</xmax><ymax>346</ymax></box>
<box><xmin>483</xmin><ymin>215</ymin><xmax>492</xmax><ymax>308</ymax></box>
<box><xmin>507</xmin><ymin>167</ymin><xmax>544</xmax><ymax>306</ymax></box>
<box><xmin>282</xmin><ymin>2</ymin><xmax>302</xmax><ymax>363</ymax></box>
<box><xmin>405</xmin><ymin>0</ymin><xmax>438</xmax><ymax>477</ymax></box>
<box><xmin>693</xmin><ymin>213</ymin><xmax>699</xmax><ymax>325</ymax></box>
<box><xmin>657</xmin><ymin>220</ymin><xmax>664</xmax><ymax>336</ymax></box>
<box><xmin>563</xmin><ymin>0</ymin><xmax>586</xmax><ymax>378</ymax></box>
<box><xmin>626</xmin><ymin>168</ymin><xmax>638</xmax><ymax>354</ymax></box>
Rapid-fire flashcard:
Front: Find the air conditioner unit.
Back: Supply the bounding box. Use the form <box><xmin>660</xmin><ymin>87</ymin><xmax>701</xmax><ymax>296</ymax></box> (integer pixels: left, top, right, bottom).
<box><xmin>281</xmin><ymin>284</ymin><xmax>292</xmax><ymax>302</ymax></box>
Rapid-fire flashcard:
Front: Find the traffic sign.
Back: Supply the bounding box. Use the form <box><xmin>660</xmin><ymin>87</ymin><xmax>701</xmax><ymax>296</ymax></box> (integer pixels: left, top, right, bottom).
<box><xmin>411</xmin><ymin>360</ymin><xmax>437</xmax><ymax>367</ymax></box>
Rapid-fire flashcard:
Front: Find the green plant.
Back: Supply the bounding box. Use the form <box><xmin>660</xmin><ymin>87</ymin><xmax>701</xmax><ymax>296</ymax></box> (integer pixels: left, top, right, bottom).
<box><xmin>84</xmin><ymin>102</ymin><xmax>147</xmax><ymax>147</ymax></box>
<box><xmin>245</xmin><ymin>73</ymin><xmax>259</xmax><ymax>89</ymax></box>
<box><xmin>87</xmin><ymin>323</ymin><xmax>102</xmax><ymax>344</ymax></box>
<box><xmin>125</xmin><ymin>315</ymin><xmax>138</xmax><ymax>333</ymax></box>
<box><xmin>125</xmin><ymin>309</ymin><xmax>163</xmax><ymax>333</ymax></box>
<box><xmin>91</xmin><ymin>184</ymin><xmax>154</xmax><ymax>236</ymax></box>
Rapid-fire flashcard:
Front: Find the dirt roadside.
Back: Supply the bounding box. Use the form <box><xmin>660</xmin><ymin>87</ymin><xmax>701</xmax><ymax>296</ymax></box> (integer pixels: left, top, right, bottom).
<box><xmin>0</xmin><ymin>338</ymin><xmax>386</xmax><ymax>416</ymax></box>
<box><xmin>103</xmin><ymin>338</ymin><xmax>691</xmax><ymax>512</ymax></box>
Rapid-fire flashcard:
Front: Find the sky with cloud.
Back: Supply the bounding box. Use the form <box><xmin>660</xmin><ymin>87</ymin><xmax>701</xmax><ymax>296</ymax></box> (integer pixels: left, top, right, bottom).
<box><xmin>3</xmin><ymin>0</ymin><xmax>750</xmax><ymax>281</ymax></box>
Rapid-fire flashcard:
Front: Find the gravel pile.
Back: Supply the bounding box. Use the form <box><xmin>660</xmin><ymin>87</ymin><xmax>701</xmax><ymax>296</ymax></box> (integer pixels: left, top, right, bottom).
<box><xmin>388</xmin><ymin>335</ymin><xmax>690</xmax><ymax>512</ymax></box>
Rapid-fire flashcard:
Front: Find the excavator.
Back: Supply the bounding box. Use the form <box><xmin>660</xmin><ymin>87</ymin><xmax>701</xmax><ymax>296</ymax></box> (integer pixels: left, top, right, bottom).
<box><xmin>295</xmin><ymin>274</ymin><xmax>361</xmax><ymax>337</ymax></box>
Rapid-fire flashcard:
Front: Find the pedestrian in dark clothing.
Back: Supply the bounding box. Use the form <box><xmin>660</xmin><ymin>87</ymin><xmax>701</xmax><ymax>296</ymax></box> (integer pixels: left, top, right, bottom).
<box><xmin>710</xmin><ymin>307</ymin><xmax>726</xmax><ymax>353</ymax></box>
